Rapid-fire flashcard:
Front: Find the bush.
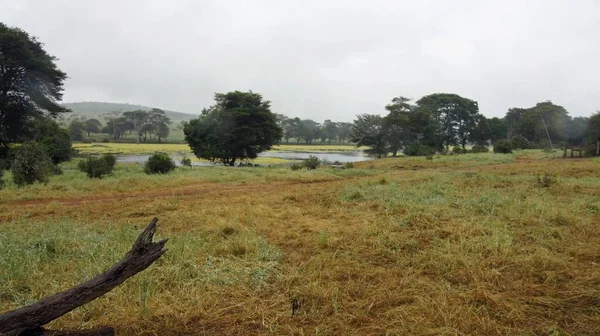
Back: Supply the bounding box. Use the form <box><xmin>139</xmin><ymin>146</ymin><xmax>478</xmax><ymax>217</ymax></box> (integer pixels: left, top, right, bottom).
<box><xmin>404</xmin><ymin>143</ymin><xmax>434</xmax><ymax>156</ymax></box>
<box><xmin>511</xmin><ymin>134</ymin><xmax>530</xmax><ymax>150</ymax></box>
<box><xmin>102</xmin><ymin>138</ymin><xmax>110</xmax><ymax>143</ymax></box>
<box><xmin>144</xmin><ymin>152</ymin><xmax>176</xmax><ymax>174</ymax></box>
<box><xmin>452</xmin><ymin>146</ymin><xmax>467</xmax><ymax>154</ymax></box>
<box><xmin>180</xmin><ymin>156</ymin><xmax>192</xmax><ymax>167</ymax></box>
<box><xmin>493</xmin><ymin>140</ymin><xmax>513</xmax><ymax>154</ymax></box>
<box><xmin>303</xmin><ymin>155</ymin><xmax>321</xmax><ymax>170</ymax></box>
<box><xmin>31</xmin><ymin>118</ymin><xmax>72</xmax><ymax>164</ymax></box>
<box><xmin>344</xmin><ymin>162</ymin><xmax>355</xmax><ymax>169</ymax></box>
<box><xmin>81</xmin><ymin>138</ymin><xmax>93</xmax><ymax>144</ymax></box>
<box><xmin>0</xmin><ymin>147</ymin><xmax>18</xmax><ymax>170</ymax></box>
<box><xmin>11</xmin><ymin>143</ymin><xmax>53</xmax><ymax>186</ymax></box>
<box><xmin>290</xmin><ymin>163</ymin><xmax>303</xmax><ymax>171</ymax></box>
<box><xmin>471</xmin><ymin>145</ymin><xmax>489</xmax><ymax>153</ymax></box>
<box><xmin>77</xmin><ymin>154</ymin><xmax>117</xmax><ymax>179</ymax></box>
<box><xmin>51</xmin><ymin>164</ymin><xmax>63</xmax><ymax>175</ymax></box>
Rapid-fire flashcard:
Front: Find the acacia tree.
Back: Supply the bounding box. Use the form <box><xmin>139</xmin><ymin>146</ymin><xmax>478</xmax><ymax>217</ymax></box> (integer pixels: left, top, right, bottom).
<box><xmin>350</xmin><ymin>114</ymin><xmax>387</xmax><ymax>158</ymax></box>
<box><xmin>184</xmin><ymin>91</ymin><xmax>282</xmax><ymax>166</ymax></box>
<box><xmin>84</xmin><ymin>119</ymin><xmax>102</xmax><ymax>136</ymax></box>
<box><xmin>384</xmin><ymin>96</ymin><xmax>412</xmax><ymax>156</ymax></box>
<box><xmin>123</xmin><ymin>110</ymin><xmax>149</xmax><ymax>144</ymax></box>
<box><xmin>0</xmin><ymin>23</ymin><xmax>68</xmax><ymax>158</ymax></box>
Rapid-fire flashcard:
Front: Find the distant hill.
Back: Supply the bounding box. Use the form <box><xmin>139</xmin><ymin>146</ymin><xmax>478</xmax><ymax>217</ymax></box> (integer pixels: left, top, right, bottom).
<box><xmin>62</xmin><ymin>102</ymin><xmax>197</xmax><ymax>123</ymax></box>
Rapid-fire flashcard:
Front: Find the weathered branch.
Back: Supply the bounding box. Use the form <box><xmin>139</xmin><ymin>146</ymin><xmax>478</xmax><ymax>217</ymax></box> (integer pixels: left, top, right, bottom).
<box><xmin>0</xmin><ymin>218</ymin><xmax>168</xmax><ymax>336</ymax></box>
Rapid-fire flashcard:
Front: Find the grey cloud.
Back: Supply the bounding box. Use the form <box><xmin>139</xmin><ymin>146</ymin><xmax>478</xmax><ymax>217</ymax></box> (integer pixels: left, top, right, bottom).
<box><xmin>1</xmin><ymin>0</ymin><xmax>599</xmax><ymax>121</ymax></box>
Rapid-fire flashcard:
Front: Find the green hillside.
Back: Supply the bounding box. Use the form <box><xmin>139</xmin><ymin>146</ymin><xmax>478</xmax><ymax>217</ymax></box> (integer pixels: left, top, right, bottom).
<box><xmin>62</xmin><ymin>102</ymin><xmax>197</xmax><ymax>123</ymax></box>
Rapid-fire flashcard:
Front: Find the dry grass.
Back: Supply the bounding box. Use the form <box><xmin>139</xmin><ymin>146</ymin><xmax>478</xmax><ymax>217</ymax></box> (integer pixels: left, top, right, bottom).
<box><xmin>2</xmin><ymin>151</ymin><xmax>600</xmax><ymax>335</ymax></box>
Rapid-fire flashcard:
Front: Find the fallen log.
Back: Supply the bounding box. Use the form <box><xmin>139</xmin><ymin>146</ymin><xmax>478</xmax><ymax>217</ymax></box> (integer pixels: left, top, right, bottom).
<box><xmin>0</xmin><ymin>218</ymin><xmax>168</xmax><ymax>336</ymax></box>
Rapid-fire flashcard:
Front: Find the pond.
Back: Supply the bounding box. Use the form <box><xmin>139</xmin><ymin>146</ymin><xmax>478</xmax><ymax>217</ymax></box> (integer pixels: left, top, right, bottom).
<box><xmin>116</xmin><ymin>150</ymin><xmax>371</xmax><ymax>166</ymax></box>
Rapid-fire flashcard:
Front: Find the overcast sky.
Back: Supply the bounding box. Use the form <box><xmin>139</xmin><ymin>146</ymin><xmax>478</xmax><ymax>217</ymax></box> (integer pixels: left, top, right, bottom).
<box><xmin>2</xmin><ymin>0</ymin><xmax>599</xmax><ymax>121</ymax></box>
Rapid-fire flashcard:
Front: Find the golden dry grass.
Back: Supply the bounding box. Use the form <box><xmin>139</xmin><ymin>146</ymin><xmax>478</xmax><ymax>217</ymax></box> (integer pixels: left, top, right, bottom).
<box><xmin>2</xmin><ymin>151</ymin><xmax>600</xmax><ymax>335</ymax></box>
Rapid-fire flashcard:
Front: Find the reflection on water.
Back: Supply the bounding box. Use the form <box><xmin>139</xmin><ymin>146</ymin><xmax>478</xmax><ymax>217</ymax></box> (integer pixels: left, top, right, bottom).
<box><xmin>116</xmin><ymin>150</ymin><xmax>371</xmax><ymax>166</ymax></box>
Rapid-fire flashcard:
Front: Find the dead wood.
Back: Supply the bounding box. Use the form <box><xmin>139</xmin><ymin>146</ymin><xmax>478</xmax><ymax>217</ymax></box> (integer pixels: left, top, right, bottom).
<box><xmin>0</xmin><ymin>218</ymin><xmax>168</xmax><ymax>336</ymax></box>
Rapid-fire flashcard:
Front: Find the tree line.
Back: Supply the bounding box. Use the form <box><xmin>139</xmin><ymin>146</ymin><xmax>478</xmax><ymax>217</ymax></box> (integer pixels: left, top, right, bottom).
<box><xmin>350</xmin><ymin>93</ymin><xmax>596</xmax><ymax>157</ymax></box>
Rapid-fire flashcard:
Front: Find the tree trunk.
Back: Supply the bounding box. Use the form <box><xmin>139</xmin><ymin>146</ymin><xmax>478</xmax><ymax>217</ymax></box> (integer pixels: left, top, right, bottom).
<box><xmin>0</xmin><ymin>218</ymin><xmax>168</xmax><ymax>336</ymax></box>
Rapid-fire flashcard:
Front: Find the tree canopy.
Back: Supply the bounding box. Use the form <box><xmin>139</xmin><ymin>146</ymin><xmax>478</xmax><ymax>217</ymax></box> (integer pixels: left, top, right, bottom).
<box><xmin>0</xmin><ymin>23</ymin><xmax>68</xmax><ymax>157</ymax></box>
<box><xmin>184</xmin><ymin>91</ymin><xmax>282</xmax><ymax>166</ymax></box>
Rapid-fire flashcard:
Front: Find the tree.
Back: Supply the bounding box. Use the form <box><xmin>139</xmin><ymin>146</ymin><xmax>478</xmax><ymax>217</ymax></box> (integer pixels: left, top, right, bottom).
<box><xmin>585</xmin><ymin>112</ymin><xmax>600</xmax><ymax>155</ymax></box>
<box><xmin>384</xmin><ymin>96</ymin><xmax>412</xmax><ymax>156</ymax></box>
<box><xmin>123</xmin><ymin>110</ymin><xmax>149</xmax><ymax>144</ymax></box>
<box><xmin>469</xmin><ymin>114</ymin><xmax>491</xmax><ymax>146</ymax></box>
<box><xmin>281</xmin><ymin>117</ymin><xmax>299</xmax><ymax>144</ymax></box>
<box><xmin>350</xmin><ymin>114</ymin><xmax>387</xmax><ymax>158</ymax></box>
<box><xmin>68</xmin><ymin>120</ymin><xmax>85</xmax><ymax>141</ymax></box>
<box><xmin>147</xmin><ymin>108</ymin><xmax>171</xmax><ymax>143</ymax></box>
<box><xmin>184</xmin><ymin>91</ymin><xmax>282</xmax><ymax>166</ymax></box>
<box><xmin>487</xmin><ymin>117</ymin><xmax>507</xmax><ymax>144</ymax></box>
<box><xmin>415</xmin><ymin>93</ymin><xmax>479</xmax><ymax>151</ymax></box>
<box><xmin>567</xmin><ymin>116</ymin><xmax>588</xmax><ymax>146</ymax></box>
<box><xmin>0</xmin><ymin>23</ymin><xmax>68</xmax><ymax>158</ymax></box>
<box><xmin>323</xmin><ymin>120</ymin><xmax>338</xmax><ymax>144</ymax></box>
<box><xmin>84</xmin><ymin>119</ymin><xmax>102</xmax><ymax>136</ymax></box>
<box><xmin>30</xmin><ymin>117</ymin><xmax>72</xmax><ymax>164</ymax></box>
<box><xmin>337</xmin><ymin>122</ymin><xmax>353</xmax><ymax>144</ymax></box>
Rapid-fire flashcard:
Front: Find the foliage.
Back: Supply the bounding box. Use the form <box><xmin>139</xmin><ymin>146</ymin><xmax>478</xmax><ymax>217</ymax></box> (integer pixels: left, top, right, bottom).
<box><xmin>0</xmin><ymin>23</ymin><xmax>68</xmax><ymax>158</ymax></box>
<box><xmin>344</xmin><ymin>161</ymin><xmax>355</xmax><ymax>169</ymax></box>
<box><xmin>383</xmin><ymin>96</ymin><xmax>412</xmax><ymax>157</ymax></box>
<box><xmin>290</xmin><ymin>163</ymin><xmax>303</xmax><ymax>171</ymax></box>
<box><xmin>10</xmin><ymin>143</ymin><xmax>53</xmax><ymax>186</ymax></box>
<box><xmin>123</xmin><ymin>110</ymin><xmax>149</xmax><ymax>144</ymax></box>
<box><xmin>144</xmin><ymin>152</ymin><xmax>176</xmax><ymax>174</ymax></box>
<box><xmin>303</xmin><ymin>155</ymin><xmax>321</xmax><ymax>170</ymax></box>
<box><xmin>511</xmin><ymin>134</ymin><xmax>531</xmax><ymax>150</ymax></box>
<box><xmin>69</xmin><ymin>120</ymin><xmax>85</xmax><ymax>141</ymax></box>
<box><xmin>493</xmin><ymin>140</ymin><xmax>513</xmax><ymax>154</ymax></box>
<box><xmin>0</xmin><ymin>168</ymin><xmax>3</xmax><ymax>189</ymax></box>
<box><xmin>31</xmin><ymin>118</ymin><xmax>72</xmax><ymax>164</ymax></box>
<box><xmin>584</xmin><ymin>112</ymin><xmax>600</xmax><ymax>156</ymax></box>
<box><xmin>415</xmin><ymin>93</ymin><xmax>480</xmax><ymax>151</ymax></box>
<box><xmin>403</xmin><ymin>142</ymin><xmax>434</xmax><ymax>156</ymax></box>
<box><xmin>77</xmin><ymin>154</ymin><xmax>117</xmax><ymax>179</ymax></box>
<box><xmin>84</xmin><ymin>119</ymin><xmax>102</xmax><ymax>136</ymax></box>
<box><xmin>452</xmin><ymin>146</ymin><xmax>467</xmax><ymax>154</ymax></box>
<box><xmin>471</xmin><ymin>145</ymin><xmax>489</xmax><ymax>153</ymax></box>
<box><xmin>351</xmin><ymin>114</ymin><xmax>387</xmax><ymax>158</ymax></box>
<box><xmin>184</xmin><ymin>91</ymin><xmax>282</xmax><ymax>166</ymax></box>
<box><xmin>180</xmin><ymin>156</ymin><xmax>192</xmax><ymax>167</ymax></box>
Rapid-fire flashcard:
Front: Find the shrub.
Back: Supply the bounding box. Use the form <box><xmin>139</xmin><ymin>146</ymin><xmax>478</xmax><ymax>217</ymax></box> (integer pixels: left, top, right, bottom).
<box><xmin>452</xmin><ymin>146</ymin><xmax>466</xmax><ymax>154</ymax></box>
<box><xmin>51</xmin><ymin>164</ymin><xmax>63</xmax><ymax>175</ymax></box>
<box><xmin>511</xmin><ymin>135</ymin><xmax>530</xmax><ymax>150</ymax></box>
<box><xmin>471</xmin><ymin>145</ymin><xmax>489</xmax><ymax>153</ymax></box>
<box><xmin>180</xmin><ymin>156</ymin><xmax>192</xmax><ymax>167</ymax></box>
<box><xmin>493</xmin><ymin>140</ymin><xmax>513</xmax><ymax>154</ymax></box>
<box><xmin>102</xmin><ymin>138</ymin><xmax>110</xmax><ymax>143</ymax></box>
<box><xmin>344</xmin><ymin>162</ymin><xmax>355</xmax><ymax>169</ymax></box>
<box><xmin>144</xmin><ymin>152</ymin><xmax>176</xmax><ymax>174</ymax></box>
<box><xmin>77</xmin><ymin>154</ymin><xmax>117</xmax><ymax>179</ymax></box>
<box><xmin>404</xmin><ymin>142</ymin><xmax>434</xmax><ymax>156</ymax></box>
<box><xmin>11</xmin><ymin>143</ymin><xmax>53</xmax><ymax>186</ymax></box>
<box><xmin>303</xmin><ymin>155</ymin><xmax>321</xmax><ymax>170</ymax></box>
<box><xmin>0</xmin><ymin>147</ymin><xmax>18</xmax><ymax>170</ymax></box>
<box><xmin>290</xmin><ymin>163</ymin><xmax>303</xmax><ymax>171</ymax></box>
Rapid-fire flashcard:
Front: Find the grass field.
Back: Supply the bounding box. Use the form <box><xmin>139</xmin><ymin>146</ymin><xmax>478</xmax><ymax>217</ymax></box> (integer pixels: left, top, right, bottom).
<box><xmin>73</xmin><ymin>143</ymin><xmax>361</xmax><ymax>155</ymax></box>
<box><xmin>2</xmin><ymin>151</ymin><xmax>600</xmax><ymax>335</ymax></box>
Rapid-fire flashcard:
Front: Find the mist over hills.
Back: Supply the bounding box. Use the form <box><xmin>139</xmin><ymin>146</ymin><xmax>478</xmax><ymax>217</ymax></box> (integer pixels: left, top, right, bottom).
<box><xmin>62</xmin><ymin>102</ymin><xmax>197</xmax><ymax>123</ymax></box>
